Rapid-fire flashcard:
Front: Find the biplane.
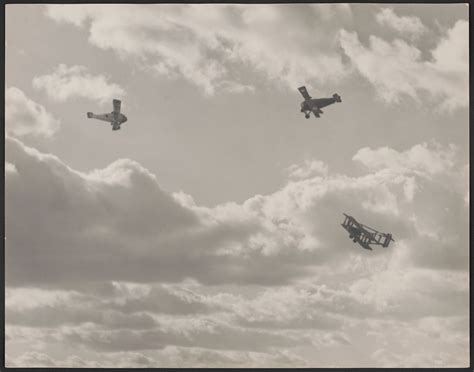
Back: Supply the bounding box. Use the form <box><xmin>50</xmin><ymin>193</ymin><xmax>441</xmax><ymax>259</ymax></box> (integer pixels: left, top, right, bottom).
<box><xmin>87</xmin><ymin>99</ymin><xmax>128</xmax><ymax>131</ymax></box>
<box><xmin>298</xmin><ymin>86</ymin><xmax>341</xmax><ymax>119</ymax></box>
<box><xmin>341</xmin><ymin>213</ymin><xmax>394</xmax><ymax>250</ymax></box>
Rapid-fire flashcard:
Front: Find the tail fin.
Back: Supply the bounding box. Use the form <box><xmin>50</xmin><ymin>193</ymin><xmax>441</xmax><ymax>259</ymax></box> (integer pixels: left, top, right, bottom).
<box><xmin>333</xmin><ymin>94</ymin><xmax>342</xmax><ymax>103</ymax></box>
<box><xmin>87</xmin><ymin>112</ymin><xmax>94</xmax><ymax>118</ymax></box>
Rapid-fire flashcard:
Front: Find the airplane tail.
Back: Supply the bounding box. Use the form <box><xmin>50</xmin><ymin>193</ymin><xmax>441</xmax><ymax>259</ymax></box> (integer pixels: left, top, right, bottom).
<box><xmin>333</xmin><ymin>94</ymin><xmax>342</xmax><ymax>103</ymax></box>
<box><xmin>87</xmin><ymin>112</ymin><xmax>94</xmax><ymax>118</ymax></box>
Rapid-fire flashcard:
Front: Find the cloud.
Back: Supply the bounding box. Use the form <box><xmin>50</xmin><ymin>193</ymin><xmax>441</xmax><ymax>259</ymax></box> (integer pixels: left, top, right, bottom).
<box><xmin>33</xmin><ymin>64</ymin><xmax>125</xmax><ymax>104</ymax></box>
<box><xmin>61</xmin><ymin>320</ymin><xmax>302</xmax><ymax>353</ymax></box>
<box><xmin>375</xmin><ymin>8</ymin><xmax>427</xmax><ymax>39</ymax></box>
<box><xmin>148</xmin><ymin>347</ymin><xmax>308</xmax><ymax>368</ymax></box>
<box><xmin>5</xmin><ymin>87</ymin><xmax>60</xmax><ymax>137</ymax></box>
<box><xmin>8</xmin><ymin>347</ymin><xmax>308</xmax><ymax>368</ymax></box>
<box><xmin>353</xmin><ymin>142</ymin><xmax>457</xmax><ymax>175</ymax></box>
<box><xmin>5</xmin><ymin>162</ymin><xmax>18</xmax><ymax>174</ymax></box>
<box><xmin>5</xmin><ymin>136</ymin><xmax>468</xmax><ymax>366</ymax></box>
<box><xmin>368</xmin><ymin>313</ymin><xmax>468</xmax><ymax>367</ymax></box>
<box><xmin>5</xmin><ymin>136</ymin><xmax>468</xmax><ymax>289</ymax></box>
<box><xmin>287</xmin><ymin>159</ymin><xmax>328</xmax><ymax>180</ymax></box>
<box><xmin>8</xmin><ymin>352</ymin><xmax>57</xmax><ymax>367</ymax></box>
<box><xmin>5</xmin><ymin>283</ymin><xmax>211</xmax><ymax>329</ymax></box>
<box><xmin>353</xmin><ymin>142</ymin><xmax>467</xmax><ymax>200</ymax></box>
<box><xmin>45</xmin><ymin>4</ymin><xmax>353</xmax><ymax>95</ymax></box>
<box><xmin>339</xmin><ymin>20</ymin><xmax>468</xmax><ymax>110</ymax></box>
<box><xmin>6</xmin><ymin>267</ymin><xmax>468</xmax><ymax>366</ymax></box>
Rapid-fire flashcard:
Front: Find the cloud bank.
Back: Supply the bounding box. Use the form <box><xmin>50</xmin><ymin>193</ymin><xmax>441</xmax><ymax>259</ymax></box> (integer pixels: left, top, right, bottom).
<box><xmin>339</xmin><ymin>20</ymin><xmax>468</xmax><ymax>110</ymax></box>
<box><xmin>43</xmin><ymin>4</ymin><xmax>468</xmax><ymax>112</ymax></box>
<box><xmin>375</xmin><ymin>8</ymin><xmax>427</xmax><ymax>40</ymax></box>
<box><xmin>5</xmin><ymin>132</ymin><xmax>468</xmax><ymax>367</ymax></box>
<box><xmin>5</xmin><ymin>87</ymin><xmax>60</xmax><ymax>137</ymax></box>
<box><xmin>6</xmin><ymin>136</ymin><xmax>468</xmax><ymax>288</ymax></box>
<box><xmin>33</xmin><ymin>64</ymin><xmax>125</xmax><ymax>104</ymax></box>
<box><xmin>44</xmin><ymin>4</ymin><xmax>352</xmax><ymax>95</ymax></box>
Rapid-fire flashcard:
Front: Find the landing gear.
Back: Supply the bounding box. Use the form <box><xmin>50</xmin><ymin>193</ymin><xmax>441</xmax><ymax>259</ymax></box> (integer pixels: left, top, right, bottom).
<box><xmin>305</xmin><ymin>114</ymin><xmax>310</xmax><ymax>119</ymax></box>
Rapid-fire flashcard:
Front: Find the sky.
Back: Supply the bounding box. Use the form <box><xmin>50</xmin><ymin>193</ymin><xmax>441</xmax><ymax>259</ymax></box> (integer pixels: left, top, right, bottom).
<box><xmin>4</xmin><ymin>3</ymin><xmax>469</xmax><ymax>368</ymax></box>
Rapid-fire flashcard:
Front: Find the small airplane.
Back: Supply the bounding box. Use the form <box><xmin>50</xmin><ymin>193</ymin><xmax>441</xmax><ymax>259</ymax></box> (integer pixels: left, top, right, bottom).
<box><xmin>87</xmin><ymin>99</ymin><xmax>127</xmax><ymax>131</ymax></box>
<box><xmin>298</xmin><ymin>86</ymin><xmax>341</xmax><ymax>119</ymax></box>
<box><xmin>341</xmin><ymin>213</ymin><xmax>394</xmax><ymax>250</ymax></box>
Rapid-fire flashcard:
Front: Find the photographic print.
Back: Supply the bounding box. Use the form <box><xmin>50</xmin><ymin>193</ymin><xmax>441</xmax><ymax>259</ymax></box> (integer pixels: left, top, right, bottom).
<box><xmin>4</xmin><ymin>3</ymin><xmax>469</xmax><ymax>368</ymax></box>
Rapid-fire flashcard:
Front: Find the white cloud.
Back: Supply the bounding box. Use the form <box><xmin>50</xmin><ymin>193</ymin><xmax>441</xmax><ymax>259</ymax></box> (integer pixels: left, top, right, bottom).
<box><xmin>376</xmin><ymin>8</ymin><xmax>427</xmax><ymax>39</ymax></box>
<box><xmin>150</xmin><ymin>347</ymin><xmax>308</xmax><ymax>368</ymax></box>
<box><xmin>339</xmin><ymin>20</ymin><xmax>468</xmax><ymax>111</ymax></box>
<box><xmin>5</xmin><ymin>287</ymin><xmax>77</xmax><ymax>310</ymax></box>
<box><xmin>45</xmin><ymin>4</ymin><xmax>353</xmax><ymax>95</ymax></box>
<box><xmin>353</xmin><ymin>142</ymin><xmax>457</xmax><ymax>175</ymax></box>
<box><xmin>5</xmin><ymin>87</ymin><xmax>60</xmax><ymax>137</ymax></box>
<box><xmin>287</xmin><ymin>159</ymin><xmax>328</xmax><ymax>180</ymax></box>
<box><xmin>9</xmin><ymin>352</ymin><xmax>57</xmax><ymax>367</ymax></box>
<box><xmin>33</xmin><ymin>64</ymin><xmax>125</xmax><ymax>104</ymax></box>
<box><xmin>353</xmin><ymin>142</ymin><xmax>467</xmax><ymax>200</ymax></box>
<box><xmin>8</xmin><ymin>347</ymin><xmax>307</xmax><ymax>368</ymax></box>
<box><xmin>5</xmin><ymin>162</ymin><xmax>18</xmax><ymax>174</ymax></box>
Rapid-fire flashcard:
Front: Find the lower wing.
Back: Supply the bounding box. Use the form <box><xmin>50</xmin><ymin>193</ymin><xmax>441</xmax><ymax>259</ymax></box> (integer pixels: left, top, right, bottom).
<box><xmin>112</xmin><ymin>120</ymin><xmax>121</xmax><ymax>131</ymax></box>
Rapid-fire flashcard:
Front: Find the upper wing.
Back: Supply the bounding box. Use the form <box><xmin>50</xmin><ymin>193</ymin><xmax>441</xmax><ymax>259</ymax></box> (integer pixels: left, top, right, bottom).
<box><xmin>113</xmin><ymin>99</ymin><xmax>121</xmax><ymax>114</ymax></box>
<box><xmin>297</xmin><ymin>86</ymin><xmax>311</xmax><ymax>100</ymax></box>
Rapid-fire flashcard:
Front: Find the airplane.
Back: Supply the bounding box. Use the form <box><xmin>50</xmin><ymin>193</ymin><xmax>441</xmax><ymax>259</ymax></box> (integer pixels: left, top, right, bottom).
<box><xmin>341</xmin><ymin>213</ymin><xmax>394</xmax><ymax>250</ymax></box>
<box><xmin>87</xmin><ymin>99</ymin><xmax>127</xmax><ymax>131</ymax></box>
<box><xmin>298</xmin><ymin>86</ymin><xmax>341</xmax><ymax>119</ymax></box>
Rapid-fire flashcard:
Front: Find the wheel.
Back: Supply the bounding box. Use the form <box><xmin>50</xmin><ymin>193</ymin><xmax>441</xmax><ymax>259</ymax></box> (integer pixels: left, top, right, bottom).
<box><xmin>305</xmin><ymin>114</ymin><xmax>310</xmax><ymax>119</ymax></box>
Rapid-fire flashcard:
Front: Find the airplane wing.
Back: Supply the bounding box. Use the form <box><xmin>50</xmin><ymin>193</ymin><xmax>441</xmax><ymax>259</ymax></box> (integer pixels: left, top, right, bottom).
<box><xmin>113</xmin><ymin>99</ymin><xmax>121</xmax><ymax>114</ymax></box>
<box><xmin>112</xmin><ymin>120</ymin><xmax>121</xmax><ymax>131</ymax></box>
<box><xmin>298</xmin><ymin>86</ymin><xmax>312</xmax><ymax>100</ymax></box>
<box><xmin>311</xmin><ymin>108</ymin><xmax>320</xmax><ymax>118</ymax></box>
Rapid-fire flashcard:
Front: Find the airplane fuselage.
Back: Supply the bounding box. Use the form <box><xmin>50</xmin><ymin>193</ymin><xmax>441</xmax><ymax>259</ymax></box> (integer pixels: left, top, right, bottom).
<box><xmin>87</xmin><ymin>99</ymin><xmax>127</xmax><ymax>131</ymax></box>
<box><xmin>88</xmin><ymin>112</ymin><xmax>128</xmax><ymax>124</ymax></box>
<box><xmin>300</xmin><ymin>97</ymin><xmax>338</xmax><ymax>113</ymax></box>
<box><xmin>87</xmin><ymin>111</ymin><xmax>128</xmax><ymax>131</ymax></box>
<box><xmin>300</xmin><ymin>93</ymin><xmax>341</xmax><ymax>118</ymax></box>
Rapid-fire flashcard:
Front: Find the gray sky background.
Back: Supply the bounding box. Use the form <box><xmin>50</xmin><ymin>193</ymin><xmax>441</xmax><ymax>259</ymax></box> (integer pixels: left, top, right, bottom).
<box><xmin>5</xmin><ymin>4</ymin><xmax>469</xmax><ymax>368</ymax></box>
